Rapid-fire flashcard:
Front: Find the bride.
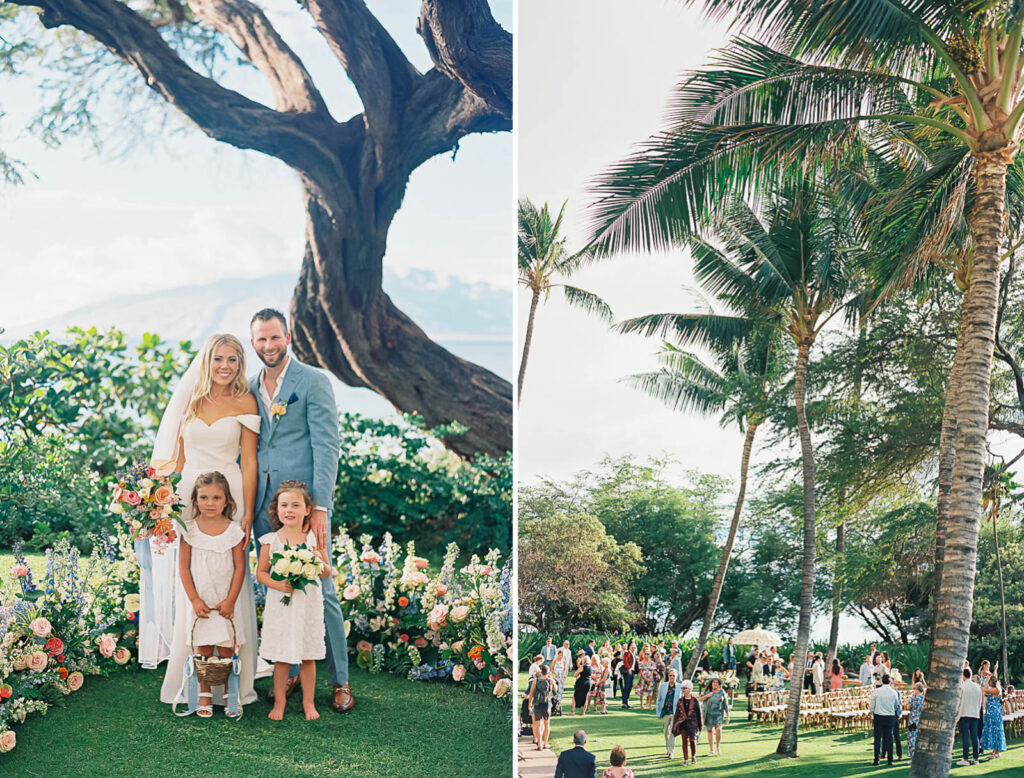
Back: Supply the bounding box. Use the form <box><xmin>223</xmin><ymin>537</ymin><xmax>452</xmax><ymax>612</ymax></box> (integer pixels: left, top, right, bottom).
<box><xmin>137</xmin><ymin>333</ymin><xmax>261</xmax><ymax>707</ymax></box>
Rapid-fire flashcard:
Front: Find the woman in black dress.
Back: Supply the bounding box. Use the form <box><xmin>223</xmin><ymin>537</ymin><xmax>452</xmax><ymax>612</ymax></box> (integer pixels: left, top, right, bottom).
<box><xmin>572</xmin><ymin>654</ymin><xmax>591</xmax><ymax>716</ymax></box>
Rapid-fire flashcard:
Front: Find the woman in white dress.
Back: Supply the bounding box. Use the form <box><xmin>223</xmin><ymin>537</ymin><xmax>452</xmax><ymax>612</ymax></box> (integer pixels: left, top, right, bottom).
<box><xmin>143</xmin><ymin>333</ymin><xmax>261</xmax><ymax>707</ymax></box>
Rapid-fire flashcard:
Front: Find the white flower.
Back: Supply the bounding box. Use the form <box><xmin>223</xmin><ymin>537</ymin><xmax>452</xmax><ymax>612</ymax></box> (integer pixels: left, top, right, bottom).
<box><xmin>273</xmin><ymin>559</ymin><xmax>290</xmax><ymax>575</ymax></box>
<box><xmin>288</xmin><ymin>560</ymin><xmax>304</xmax><ymax>575</ymax></box>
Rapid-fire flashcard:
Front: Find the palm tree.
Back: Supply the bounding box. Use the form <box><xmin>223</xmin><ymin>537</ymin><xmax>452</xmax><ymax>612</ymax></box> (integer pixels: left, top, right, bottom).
<box><xmin>517</xmin><ymin>198</ymin><xmax>612</xmax><ymax>404</ymax></box>
<box><xmin>585</xmin><ymin>7</ymin><xmax>1024</xmax><ymax>768</ymax></box>
<box><xmin>625</xmin><ymin>327</ymin><xmax>788</xmax><ymax>680</ymax></box>
<box><xmin>613</xmin><ymin>185</ymin><xmax>859</xmax><ymax>754</ymax></box>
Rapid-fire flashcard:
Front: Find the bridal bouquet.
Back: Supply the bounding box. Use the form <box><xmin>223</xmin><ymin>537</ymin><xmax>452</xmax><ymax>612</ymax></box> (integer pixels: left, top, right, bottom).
<box><xmin>107</xmin><ymin>462</ymin><xmax>185</xmax><ymax>552</ymax></box>
<box><xmin>268</xmin><ymin>546</ymin><xmax>324</xmax><ymax>605</ymax></box>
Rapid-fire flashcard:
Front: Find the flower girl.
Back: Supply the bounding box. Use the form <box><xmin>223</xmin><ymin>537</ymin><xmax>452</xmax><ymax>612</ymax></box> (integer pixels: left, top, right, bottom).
<box><xmin>179</xmin><ymin>471</ymin><xmax>247</xmax><ymax>718</ymax></box>
<box><xmin>256</xmin><ymin>480</ymin><xmax>331</xmax><ymax>721</ymax></box>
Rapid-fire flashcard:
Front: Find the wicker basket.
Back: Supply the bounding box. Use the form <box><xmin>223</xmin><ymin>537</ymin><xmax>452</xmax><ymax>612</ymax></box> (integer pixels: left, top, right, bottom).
<box><xmin>190</xmin><ymin>616</ymin><xmax>236</xmax><ymax>687</ymax></box>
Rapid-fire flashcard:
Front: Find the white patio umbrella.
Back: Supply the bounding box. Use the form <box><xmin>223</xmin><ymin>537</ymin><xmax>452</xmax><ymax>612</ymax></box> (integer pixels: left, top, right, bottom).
<box><xmin>732</xmin><ymin>625</ymin><xmax>782</xmax><ymax>647</ymax></box>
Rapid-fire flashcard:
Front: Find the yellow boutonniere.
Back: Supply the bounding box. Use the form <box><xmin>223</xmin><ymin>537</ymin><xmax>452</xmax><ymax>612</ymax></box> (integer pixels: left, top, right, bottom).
<box><xmin>270</xmin><ymin>402</ymin><xmax>288</xmax><ymax>418</ymax></box>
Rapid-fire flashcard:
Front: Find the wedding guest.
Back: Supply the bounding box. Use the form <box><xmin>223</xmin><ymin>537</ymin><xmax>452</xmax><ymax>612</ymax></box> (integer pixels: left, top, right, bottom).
<box><xmin>656</xmin><ymin>668</ymin><xmax>684</xmax><ymax>758</ymax></box>
<box><xmin>860</xmin><ymin>655</ymin><xmax>873</xmax><ymax>687</ymax></box>
<box><xmin>541</xmin><ymin>637</ymin><xmax>557</xmax><ymax>668</ymax></box>
<box><xmin>528</xmin><ymin>664</ymin><xmax>553</xmax><ymax>750</ymax></box>
<box><xmin>572</xmin><ymin>655</ymin><xmax>591</xmax><ymax>717</ymax></box>
<box><xmin>177</xmin><ymin>472</ymin><xmax>248</xmax><ymax>719</ymax></box>
<box><xmin>979</xmin><ymin>660</ymin><xmax>992</xmax><ymax>687</ymax></box>
<box><xmin>723</xmin><ymin>638</ymin><xmax>736</xmax><ymax>671</ymax></box>
<box><xmin>870</xmin><ymin>674</ymin><xmax>901</xmax><ymax>766</ymax></box>
<box><xmin>620</xmin><ymin>642</ymin><xmax>637</xmax><ymax>709</ymax></box>
<box><xmin>586</xmin><ymin>654</ymin><xmax>602</xmax><ymax>713</ymax></box>
<box><xmin>872</xmin><ymin>654</ymin><xmax>886</xmax><ymax>688</ymax></box>
<box><xmin>696</xmin><ymin>649</ymin><xmax>711</xmax><ymax>673</ymax></box>
<box><xmin>590</xmin><ymin>656</ymin><xmax>611</xmax><ymax>715</ymax></box>
<box><xmin>699</xmin><ymin>677</ymin><xmax>731</xmax><ymax>756</ymax></box>
<box><xmin>257</xmin><ymin>481</ymin><xmax>332</xmax><ymax>722</ymax></box>
<box><xmin>869</xmin><ymin>643</ymin><xmax>879</xmax><ymax>664</ymax></box>
<box><xmin>528</xmin><ymin>654</ymin><xmax>544</xmax><ymax>679</ymax></box>
<box><xmin>554</xmin><ymin>730</ymin><xmax>597</xmax><ymax>778</ymax></box>
<box><xmin>584</xmin><ymin>639</ymin><xmax>597</xmax><ymax>658</ymax></box>
<box><xmin>881</xmin><ymin>651</ymin><xmax>892</xmax><ymax>674</ymax></box>
<box><xmin>600</xmin><ymin>639</ymin><xmax>613</xmax><ymax>658</ymax></box>
<box><xmin>636</xmin><ymin>647</ymin><xmax>657</xmax><ymax>709</ymax></box>
<box><xmin>671</xmin><ymin>680</ymin><xmax>703</xmax><ymax>766</ymax></box>
<box><xmin>830</xmin><ymin>658</ymin><xmax>845</xmax><ymax>691</ymax></box>
<box><xmin>668</xmin><ymin>647</ymin><xmax>683</xmax><ymax>679</ymax></box>
<box><xmin>812</xmin><ymin>652</ymin><xmax>825</xmax><ymax>695</ymax></box>
<box><xmin>980</xmin><ymin>675</ymin><xmax>1007</xmax><ymax>759</ymax></box>
<box><xmin>956</xmin><ymin>667</ymin><xmax>983</xmax><ymax>766</ymax></box>
<box><xmin>911</xmin><ymin>668</ymin><xmax>926</xmax><ymax>688</ymax></box>
<box><xmin>610</xmin><ymin>648</ymin><xmax>622</xmax><ymax>699</ymax></box>
<box><xmin>744</xmin><ymin>648</ymin><xmax>757</xmax><ymax>695</ymax></box>
<box><xmin>907</xmin><ymin>682</ymin><xmax>925</xmax><ymax>759</ymax></box>
<box><xmin>600</xmin><ymin>745</ymin><xmax>632</xmax><ymax>778</ymax></box>
<box><xmin>552</xmin><ymin>649</ymin><xmax>570</xmax><ymax>716</ymax></box>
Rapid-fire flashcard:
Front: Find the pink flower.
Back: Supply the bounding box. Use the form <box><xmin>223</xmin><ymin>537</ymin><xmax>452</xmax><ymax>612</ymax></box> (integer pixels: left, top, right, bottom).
<box><xmin>66</xmin><ymin>672</ymin><xmax>84</xmax><ymax>692</ymax></box>
<box><xmin>493</xmin><ymin>678</ymin><xmax>511</xmax><ymax>697</ymax></box>
<box><xmin>450</xmin><ymin>605</ymin><xmax>470</xmax><ymax>623</ymax></box>
<box><xmin>29</xmin><ymin>617</ymin><xmax>52</xmax><ymax>637</ymax></box>
<box><xmin>28</xmin><ymin>651</ymin><xmax>48</xmax><ymax>671</ymax></box>
<box><xmin>412</xmin><ymin>557</ymin><xmax>429</xmax><ymax>570</ymax></box>
<box><xmin>414</xmin><ymin>637</ymin><xmax>428</xmax><ymax>648</ymax></box>
<box><xmin>113</xmin><ymin>647</ymin><xmax>131</xmax><ymax>665</ymax></box>
<box><xmin>98</xmin><ymin>634</ymin><xmax>117</xmax><ymax>658</ymax></box>
<box><xmin>452</xmin><ymin>664</ymin><xmax>466</xmax><ymax>682</ymax></box>
<box><xmin>479</xmin><ymin>565</ymin><xmax>492</xmax><ymax>576</ymax></box>
<box><xmin>361</xmin><ymin>551</ymin><xmax>381</xmax><ymax>565</ymax></box>
<box><xmin>152</xmin><ymin>484</ymin><xmax>176</xmax><ymax>505</ymax></box>
<box><xmin>0</xmin><ymin>729</ymin><xmax>15</xmax><ymax>753</ymax></box>
<box><xmin>124</xmin><ymin>491</ymin><xmax>141</xmax><ymax>506</ymax></box>
<box><xmin>473</xmin><ymin>657</ymin><xmax>486</xmax><ymax>670</ymax></box>
<box><xmin>10</xmin><ymin>564</ymin><xmax>28</xmax><ymax>578</ymax></box>
<box><xmin>12</xmin><ymin>655</ymin><xmax>28</xmax><ymax>671</ymax></box>
<box><xmin>342</xmin><ymin>584</ymin><xmax>361</xmax><ymax>601</ymax></box>
<box><xmin>356</xmin><ymin>640</ymin><xmax>372</xmax><ymax>653</ymax></box>
<box><xmin>427</xmin><ymin>604</ymin><xmax>449</xmax><ymax>630</ymax></box>
<box><xmin>435</xmin><ymin>584</ymin><xmax>448</xmax><ymax>596</ymax></box>
<box><xmin>399</xmin><ymin>634</ymin><xmax>410</xmax><ymax>643</ymax></box>
<box><xmin>44</xmin><ymin>637</ymin><xmax>64</xmax><ymax>657</ymax></box>
<box><xmin>451</xmin><ymin>640</ymin><xmax>465</xmax><ymax>653</ymax></box>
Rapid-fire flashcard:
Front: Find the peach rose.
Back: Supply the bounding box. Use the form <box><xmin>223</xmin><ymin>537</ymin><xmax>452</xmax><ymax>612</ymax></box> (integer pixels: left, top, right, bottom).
<box><xmin>412</xmin><ymin>557</ymin><xmax>429</xmax><ymax>570</ymax></box>
<box><xmin>356</xmin><ymin>640</ymin><xmax>372</xmax><ymax>653</ymax></box>
<box><xmin>435</xmin><ymin>584</ymin><xmax>448</xmax><ymax>596</ymax></box>
<box><xmin>449</xmin><ymin>605</ymin><xmax>470</xmax><ymax>623</ymax></box>
<box><xmin>152</xmin><ymin>484</ymin><xmax>176</xmax><ymax>506</ymax></box>
<box><xmin>10</xmin><ymin>563</ymin><xmax>29</xmax><ymax>578</ymax></box>
<box><xmin>361</xmin><ymin>551</ymin><xmax>381</xmax><ymax>564</ymax></box>
<box><xmin>451</xmin><ymin>664</ymin><xmax>466</xmax><ymax>682</ymax></box>
<box><xmin>113</xmin><ymin>647</ymin><xmax>131</xmax><ymax>665</ymax></box>
<box><xmin>452</xmin><ymin>640</ymin><xmax>465</xmax><ymax>653</ymax></box>
<box><xmin>342</xmin><ymin>584</ymin><xmax>361</xmax><ymax>600</ymax></box>
<box><xmin>0</xmin><ymin>729</ymin><xmax>15</xmax><ymax>753</ymax></box>
<box><xmin>427</xmin><ymin>604</ymin><xmax>449</xmax><ymax>630</ymax></box>
<box><xmin>99</xmin><ymin>634</ymin><xmax>117</xmax><ymax>658</ymax></box>
<box><xmin>124</xmin><ymin>491</ymin><xmax>141</xmax><ymax>506</ymax></box>
<box><xmin>29</xmin><ymin>617</ymin><xmax>52</xmax><ymax>637</ymax></box>
<box><xmin>67</xmin><ymin>672</ymin><xmax>84</xmax><ymax>692</ymax></box>
<box><xmin>493</xmin><ymin>678</ymin><xmax>511</xmax><ymax>697</ymax></box>
<box><xmin>28</xmin><ymin>651</ymin><xmax>48</xmax><ymax>671</ymax></box>
<box><xmin>13</xmin><ymin>654</ymin><xmax>28</xmax><ymax>671</ymax></box>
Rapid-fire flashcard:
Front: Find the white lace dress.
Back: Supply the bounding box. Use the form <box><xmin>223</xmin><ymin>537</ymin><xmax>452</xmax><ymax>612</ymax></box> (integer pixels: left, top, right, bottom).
<box><xmin>181</xmin><ymin>521</ymin><xmax>245</xmax><ymax>649</ymax></box>
<box><xmin>258</xmin><ymin>530</ymin><xmax>326</xmax><ymax>665</ymax></box>
<box><xmin>159</xmin><ymin>414</ymin><xmax>261</xmax><ymax>706</ymax></box>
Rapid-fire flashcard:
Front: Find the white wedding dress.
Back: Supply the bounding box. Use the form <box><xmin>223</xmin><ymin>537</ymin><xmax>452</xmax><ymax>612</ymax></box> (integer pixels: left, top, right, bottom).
<box><xmin>156</xmin><ymin>414</ymin><xmax>261</xmax><ymax>706</ymax></box>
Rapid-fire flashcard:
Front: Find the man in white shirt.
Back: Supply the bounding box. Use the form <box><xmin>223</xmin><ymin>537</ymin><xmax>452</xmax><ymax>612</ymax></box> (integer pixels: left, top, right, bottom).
<box><xmin>541</xmin><ymin>637</ymin><xmax>557</xmax><ymax>668</ymax></box>
<box><xmin>812</xmin><ymin>653</ymin><xmax>825</xmax><ymax>695</ymax></box>
<box><xmin>668</xmin><ymin>648</ymin><xmax>683</xmax><ymax>679</ymax></box>
<box><xmin>869</xmin><ymin>674</ymin><xmax>902</xmax><ymax>765</ymax></box>
<box><xmin>859</xmin><ymin>655</ymin><xmax>873</xmax><ymax>687</ymax></box>
<box><xmin>957</xmin><ymin>668</ymin><xmax>984</xmax><ymax>765</ymax></box>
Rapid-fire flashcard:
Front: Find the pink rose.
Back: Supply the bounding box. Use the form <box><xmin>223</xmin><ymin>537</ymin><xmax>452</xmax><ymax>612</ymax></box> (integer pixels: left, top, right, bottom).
<box><xmin>427</xmin><ymin>604</ymin><xmax>449</xmax><ymax>630</ymax></box>
<box><xmin>342</xmin><ymin>584</ymin><xmax>361</xmax><ymax>601</ymax></box>
<box><xmin>412</xmin><ymin>557</ymin><xmax>429</xmax><ymax>570</ymax></box>
<box><xmin>29</xmin><ymin>617</ymin><xmax>52</xmax><ymax>637</ymax></box>
<box><xmin>99</xmin><ymin>634</ymin><xmax>117</xmax><ymax>658</ymax></box>
<box><xmin>452</xmin><ymin>664</ymin><xmax>466</xmax><ymax>682</ymax></box>
<box><xmin>473</xmin><ymin>657</ymin><xmax>486</xmax><ymax>670</ymax></box>
<box><xmin>13</xmin><ymin>654</ymin><xmax>28</xmax><ymax>671</ymax></box>
<box><xmin>356</xmin><ymin>640</ymin><xmax>372</xmax><ymax>653</ymax></box>
<box><xmin>10</xmin><ymin>564</ymin><xmax>28</xmax><ymax>578</ymax></box>
<box><xmin>66</xmin><ymin>672</ymin><xmax>84</xmax><ymax>692</ymax></box>
<box><xmin>124</xmin><ymin>491</ymin><xmax>141</xmax><ymax>506</ymax></box>
<box><xmin>479</xmin><ymin>565</ymin><xmax>492</xmax><ymax>576</ymax></box>
<box><xmin>28</xmin><ymin>651</ymin><xmax>48</xmax><ymax>671</ymax></box>
<box><xmin>113</xmin><ymin>647</ymin><xmax>131</xmax><ymax>665</ymax></box>
<box><xmin>0</xmin><ymin>729</ymin><xmax>15</xmax><ymax>753</ymax></box>
<box><xmin>452</xmin><ymin>640</ymin><xmax>465</xmax><ymax>653</ymax></box>
<box><xmin>449</xmin><ymin>605</ymin><xmax>470</xmax><ymax>623</ymax></box>
<box><xmin>493</xmin><ymin>678</ymin><xmax>511</xmax><ymax>697</ymax></box>
<box><xmin>152</xmin><ymin>484</ymin><xmax>176</xmax><ymax>506</ymax></box>
<box><xmin>361</xmin><ymin>551</ymin><xmax>381</xmax><ymax>564</ymax></box>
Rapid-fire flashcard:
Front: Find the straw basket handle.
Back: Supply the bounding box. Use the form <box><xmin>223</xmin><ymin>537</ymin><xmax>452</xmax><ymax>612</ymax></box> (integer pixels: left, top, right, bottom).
<box><xmin>190</xmin><ymin>612</ymin><xmax>237</xmax><ymax>654</ymax></box>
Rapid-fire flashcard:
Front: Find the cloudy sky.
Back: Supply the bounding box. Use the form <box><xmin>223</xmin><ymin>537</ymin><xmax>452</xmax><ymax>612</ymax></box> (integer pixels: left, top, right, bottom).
<box><xmin>1</xmin><ymin>0</ymin><xmax>512</xmax><ymax>331</ymax></box>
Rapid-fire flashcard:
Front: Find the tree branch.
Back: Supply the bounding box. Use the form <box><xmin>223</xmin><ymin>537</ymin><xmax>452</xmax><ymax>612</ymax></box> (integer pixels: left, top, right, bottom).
<box><xmin>187</xmin><ymin>0</ymin><xmax>329</xmax><ymax>115</ymax></box>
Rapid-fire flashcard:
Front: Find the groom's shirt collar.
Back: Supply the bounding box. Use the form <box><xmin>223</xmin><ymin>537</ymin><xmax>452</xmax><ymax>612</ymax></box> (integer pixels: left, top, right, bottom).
<box><xmin>258</xmin><ymin>354</ymin><xmax>292</xmax><ymax>413</ymax></box>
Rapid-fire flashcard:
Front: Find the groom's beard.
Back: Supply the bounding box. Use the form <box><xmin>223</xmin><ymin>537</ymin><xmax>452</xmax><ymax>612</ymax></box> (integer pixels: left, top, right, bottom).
<box><xmin>256</xmin><ymin>349</ymin><xmax>287</xmax><ymax>368</ymax></box>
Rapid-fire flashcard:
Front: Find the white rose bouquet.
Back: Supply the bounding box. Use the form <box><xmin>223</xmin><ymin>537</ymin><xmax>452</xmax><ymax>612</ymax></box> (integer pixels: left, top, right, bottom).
<box><xmin>268</xmin><ymin>545</ymin><xmax>324</xmax><ymax>605</ymax></box>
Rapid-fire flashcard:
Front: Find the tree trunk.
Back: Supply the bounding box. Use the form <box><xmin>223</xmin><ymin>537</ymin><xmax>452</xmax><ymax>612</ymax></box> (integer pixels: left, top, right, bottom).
<box><xmin>777</xmin><ymin>338</ymin><xmax>816</xmax><ymax>757</ymax></box>
<box><xmin>685</xmin><ymin>421</ymin><xmax>759</xmax><ymax>679</ymax></box>
<box><xmin>13</xmin><ymin>0</ymin><xmax>513</xmax><ymax>459</ymax></box>
<box><xmin>826</xmin><ymin>517</ymin><xmax>844</xmax><ymax>668</ymax></box>
<box><xmin>993</xmin><ymin>514</ymin><xmax>1010</xmax><ymax>686</ymax></box>
<box><xmin>928</xmin><ymin>291</ymin><xmax>970</xmax><ymax>671</ymax></box>
<box><xmin>517</xmin><ymin>289</ymin><xmax>541</xmax><ymax>405</ymax></box>
<box><xmin>910</xmin><ymin>150</ymin><xmax>1011</xmax><ymax>778</ymax></box>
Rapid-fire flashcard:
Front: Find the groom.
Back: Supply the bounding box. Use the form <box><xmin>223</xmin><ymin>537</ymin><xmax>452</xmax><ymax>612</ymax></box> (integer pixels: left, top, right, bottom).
<box><xmin>249</xmin><ymin>308</ymin><xmax>354</xmax><ymax>714</ymax></box>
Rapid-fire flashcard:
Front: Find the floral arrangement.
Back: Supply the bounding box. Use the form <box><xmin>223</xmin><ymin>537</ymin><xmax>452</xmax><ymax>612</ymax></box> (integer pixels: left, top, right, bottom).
<box><xmin>107</xmin><ymin>462</ymin><xmax>184</xmax><ymax>552</ymax></box>
<box><xmin>697</xmin><ymin>670</ymin><xmax>740</xmax><ymax>692</ymax></box>
<box><xmin>333</xmin><ymin>530</ymin><xmax>512</xmax><ymax>704</ymax></box>
<box><xmin>0</xmin><ymin>535</ymin><xmax>139</xmax><ymax>756</ymax></box>
<box><xmin>268</xmin><ymin>546</ymin><xmax>324</xmax><ymax>605</ymax></box>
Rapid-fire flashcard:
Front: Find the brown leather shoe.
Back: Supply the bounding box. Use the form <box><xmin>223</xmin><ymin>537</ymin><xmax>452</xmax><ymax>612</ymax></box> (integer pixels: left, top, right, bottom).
<box><xmin>266</xmin><ymin>675</ymin><xmax>301</xmax><ymax>704</ymax></box>
<box><xmin>331</xmin><ymin>683</ymin><xmax>354</xmax><ymax>713</ymax></box>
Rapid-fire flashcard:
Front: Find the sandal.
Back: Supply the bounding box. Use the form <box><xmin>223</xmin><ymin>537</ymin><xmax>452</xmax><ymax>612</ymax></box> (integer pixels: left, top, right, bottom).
<box><xmin>197</xmin><ymin>693</ymin><xmax>214</xmax><ymax>719</ymax></box>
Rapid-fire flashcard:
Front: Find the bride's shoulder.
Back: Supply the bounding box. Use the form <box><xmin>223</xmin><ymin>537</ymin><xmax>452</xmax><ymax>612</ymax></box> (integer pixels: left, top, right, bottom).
<box><xmin>235</xmin><ymin>393</ymin><xmax>258</xmax><ymax>413</ymax></box>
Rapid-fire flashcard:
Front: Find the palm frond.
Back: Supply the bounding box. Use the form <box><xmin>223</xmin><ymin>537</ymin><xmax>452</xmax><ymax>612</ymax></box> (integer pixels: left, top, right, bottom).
<box><xmin>559</xmin><ymin>285</ymin><xmax>614</xmax><ymax>323</ymax></box>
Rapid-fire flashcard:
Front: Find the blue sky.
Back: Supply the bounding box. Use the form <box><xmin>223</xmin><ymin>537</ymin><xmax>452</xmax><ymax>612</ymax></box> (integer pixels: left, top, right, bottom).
<box><xmin>0</xmin><ymin>0</ymin><xmax>512</xmax><ymax>330</ymax></box>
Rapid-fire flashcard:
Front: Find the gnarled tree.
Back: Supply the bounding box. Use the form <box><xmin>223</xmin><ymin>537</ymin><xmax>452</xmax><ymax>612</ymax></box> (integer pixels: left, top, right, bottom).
<box><xmin>5</xmin><ymin>0</ymin><xmax>512</xmax><ymax>458</ymax></box>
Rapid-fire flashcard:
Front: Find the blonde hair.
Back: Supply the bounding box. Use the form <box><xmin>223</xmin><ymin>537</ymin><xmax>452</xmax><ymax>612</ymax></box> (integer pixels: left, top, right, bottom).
<box><xmin>190</xmin><ymin>471</ymin><xmax>236</xmax><ymax>520</ymax></box>
<box><xmin>268</xmin><ymin>480</ymin><xmax>314</xmax><ymax>531</ymax></box>
<box><xmin>185</xmin><ymin>334</ymin><xmax>250</xmax><ymax>422</ymax></box>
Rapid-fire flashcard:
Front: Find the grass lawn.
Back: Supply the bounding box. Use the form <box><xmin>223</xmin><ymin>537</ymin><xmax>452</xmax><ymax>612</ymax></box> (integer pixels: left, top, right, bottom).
<box><xmin>0</xmin><ymin>667</ymin><xmax>511</xmax><ymax>777</ymax></box>
<box><xmin>0</xmin><ymin>551</ymin><xmax>48</xmax><ymax>583</ymax></box>
<box><xmin>519</xmin><ymin>673</ymin><xmax>1024</xmax><ymax>776</ymax></box>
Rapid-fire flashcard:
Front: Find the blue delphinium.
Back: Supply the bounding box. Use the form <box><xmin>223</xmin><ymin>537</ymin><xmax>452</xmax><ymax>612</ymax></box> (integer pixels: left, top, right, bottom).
<box><xmin>12</xmin><ymin>542</ymin><xmax>37</xmax><ymax>595</ymax></box>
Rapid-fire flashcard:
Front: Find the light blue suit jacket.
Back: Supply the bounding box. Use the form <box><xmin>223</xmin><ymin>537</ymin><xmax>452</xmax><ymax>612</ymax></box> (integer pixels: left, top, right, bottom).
<box><xmin>250</xmin><ymin>357</ymin><xmax>340</xmax><ymax>518</ymax></box>
<box><xmin>656</xmin><ymin>681</ymin><xmax>685</xmax><ymax>719</ymax></box>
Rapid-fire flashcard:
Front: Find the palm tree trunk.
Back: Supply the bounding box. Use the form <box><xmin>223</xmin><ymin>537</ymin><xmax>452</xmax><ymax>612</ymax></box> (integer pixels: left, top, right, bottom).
<box><xmin>994</xmin><ymin>514</ymin><xmax>1009</xmax><ymax>686</ymax></box>
<box><xmin>776</xmin><ymin>338</ymin><xmax>816</xmax><ymax>757</ymax></box>
<box><xmin>826</xmin><ymin>516</ymin><xmax>844</xmax><ymax>668</ymax></box>
<box><xmin>928</xmin><ymin>291</ymin><xmax>970</xmax><ymax>671</ymax></box>
<box><xmin>517</xmin><ymin>289</ymin><xmax>541</xmax><ymax>404</ymax></box>
<box><xmin>910</xmin><ymin>150</ymin><xmax>1010</xmax><ymax>778</ymax></box>
<box><xmin>684</xmin><ymin>421</ymin><xmax>760</xmax><ymax>679</ymax></box>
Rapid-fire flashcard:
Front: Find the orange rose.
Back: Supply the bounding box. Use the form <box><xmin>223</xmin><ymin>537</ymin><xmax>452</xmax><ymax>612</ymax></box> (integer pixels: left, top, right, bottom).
<box><xmin>152</xmin><ymin>484</ymin><xmax>176</xmax><ymax>505</ymax></box>
<box><xmin>397</xmin><ymin>596</ymin><xmax>409</xmax><ymax>607</ymax></box>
